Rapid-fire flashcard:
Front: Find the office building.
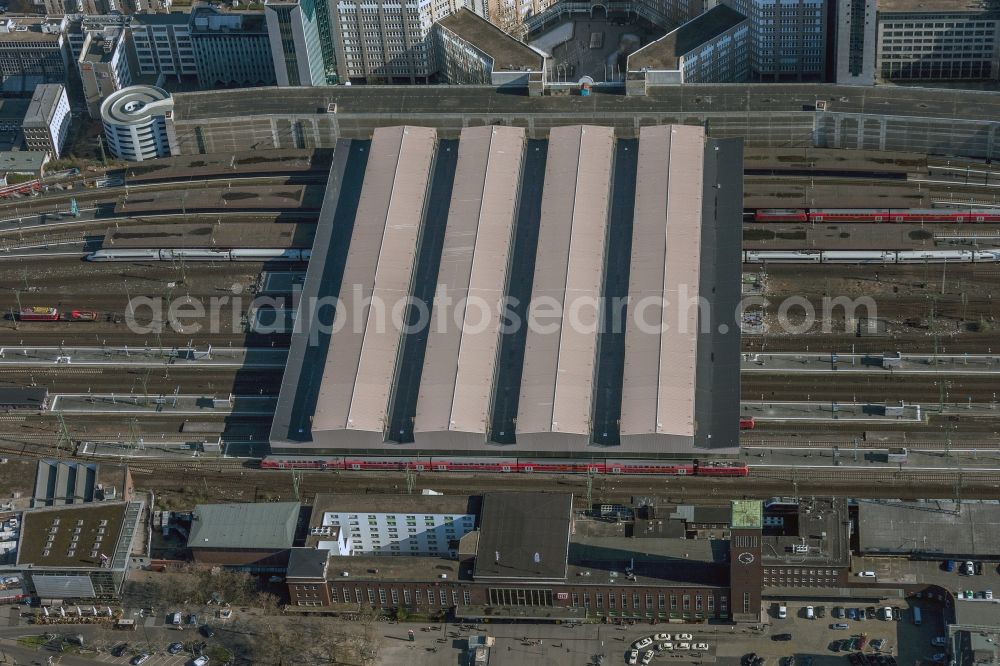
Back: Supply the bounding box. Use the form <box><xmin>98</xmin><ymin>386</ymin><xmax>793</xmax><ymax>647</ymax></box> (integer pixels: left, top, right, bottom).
<box><xmin>190</xmin><ymin>7</ymin><xmax>276</xmax><ymax>88</ymax></box>
<box><xmin>722</xmin><ymin>0</ymin><xmax>828</xmax><ymax>81</ymax></box>
<box><xmin>130</xmin><ymin>13</ymin><xmax>197</xmax><ymax>83</ymax></box>
<box><xmin>0</xmin><ymin>17</ymin><xmax>69</xmax><ymax>95</ymax></box>
<box><xmin>330</xmin><ymin>0</ymin><xmax>474</xmax><ymax>84</ymax></box>
<box><xmin>627</xmin><ymin>3</ymin><xmax>749</xmax><ymax>88</ymax></box>
<box><xmin>435</xmin><ymin>8</ymin><xmax>543</xmax><ymax>88</ymax></box>
<box><xmin>264</xmin><ymin>0</ymin><xmax>336</xmax><ymax>86</ymax></box>
<box><xmin>22</xmin><ymin>83</ymin><xmax>71</xmax><ymax>158</ymax></box>
<box><xmin>3</xmin><ymin>501</ymin><xmax>144</xmax><ymax>602</ymax></box>
<box><xmin>100</xmin><ymin>85</ymin><xmax>175</xmax><ymax>161</ymax></box>
<box><xmin>77</xmin><ymin>32</ymin><xmax>132</xmax><ymax>118</ymax></box>
<box><xmin>875</xmin><ymin>0</ymin><xmax>1000</xmax><ymax>82</ymax></box>
<box><xmin>834</xmin><ymin>0</ymin><xmax>876</xmax><ymax>84</ymax></box>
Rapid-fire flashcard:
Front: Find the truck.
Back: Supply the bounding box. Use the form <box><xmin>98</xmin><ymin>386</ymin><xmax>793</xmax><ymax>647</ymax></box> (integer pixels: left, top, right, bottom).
<box><xmin>18</xmin><ymin>307</ymin><xmax>59</xmax><ymax>321</ymax></box>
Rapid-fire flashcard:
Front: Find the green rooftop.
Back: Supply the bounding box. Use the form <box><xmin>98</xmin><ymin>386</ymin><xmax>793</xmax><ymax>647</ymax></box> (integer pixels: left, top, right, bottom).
<box><xmin>730</xmin><ymin>500</ymin><xmax>762</xmax><ymax>529</ymax></box>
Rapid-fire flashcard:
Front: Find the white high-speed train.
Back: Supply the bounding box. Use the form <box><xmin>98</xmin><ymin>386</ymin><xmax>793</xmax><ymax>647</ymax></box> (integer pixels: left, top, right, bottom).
<box><xmin>743</xmin><ymin>250</ymin><xmax>1000</xmax><ymax>264</ymax></box>
<box><xmin>86</xmin><ymin>248</ymin><xmax>311</xmax><ymax>262</ymax></box>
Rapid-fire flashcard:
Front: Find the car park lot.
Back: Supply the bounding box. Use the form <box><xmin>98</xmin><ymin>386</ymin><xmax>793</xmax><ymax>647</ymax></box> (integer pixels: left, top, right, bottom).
<box><xmin>755</xmin><ymin>599</ymin><xmax>949</xmax><ymax>665</ymax></box>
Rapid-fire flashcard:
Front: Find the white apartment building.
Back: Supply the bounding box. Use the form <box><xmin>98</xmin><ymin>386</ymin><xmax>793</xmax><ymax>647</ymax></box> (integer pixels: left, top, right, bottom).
<box><xmin>130</xmin><ymin>14</ymin><xmax>197</xmax><ymax>82</ymax></box>
<box><xmin>22</xmin><ymin>83</ymin><xmax>70</xmax><ymax>158</ymax></box>
<box><xmin>875</xmin><ymin>0</ymin><xmax>1000</xmax><ymax>82</ymax></box>
<box><xmin>310</xmin><ymin>494</ymin><xmax>477</xmax><ymax>557</ymax></box>
<box><xmin>333</xmin><ymin>0</ymin><xmax>476</xmax><ymax>83</ymax></box>
<box><xmin>723</xmin><ymin>0</ymin><xmax>827</xmax><ymax>81</ymax></box>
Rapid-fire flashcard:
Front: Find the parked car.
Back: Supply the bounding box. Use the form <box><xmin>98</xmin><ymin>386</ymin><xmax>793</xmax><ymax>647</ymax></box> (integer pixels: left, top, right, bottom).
<box><xmin>653</xmin><ymin>633</ymin><xmax>670</xmax><ymax>642</ymax></box>
<box><xmin>975</xmin><ymin>561</ymin><xmax>984</xmax><ymax>575</ymax></box>
<box><xmin>857</xmin><ymin>571</ymin><xmax>876</xmax><ymax>578</ymax></box>
<box><xmin>965</xmin><ymin>561</ymin><xmax>975</xmax><ymax>575</ymax></box>
<box><xmin>931</xmin><ymin>654</ymin><xmax>948</xmax><ymax>663</ymax></box>
<box><xmin>111</xmin><ymin>644</ymin><xmax>129</xmax><ymax>657</ymax></box>
<box><xmin>693</xmin><ymin>643</ymin><xmax>709</xmax><ymax>651</ymax></box>
<box><xmin>846</xmin><ymin>608</ymin><xmax>858</xmax><ymax>620</ymax></box>
<box><xmin>945</xmin><ymin>560</ymin><xmax>956</xmax><ymax>572</ymax></box>
<box><xmin>866</xmin><ymin>606</ymin><xmax>877</xmax><ymax>619</ymax></box>
<box><xmin>676</xmin><ymin>633</ymin><xmax>693</xmax><ymax>641</ymax></box>
<box><xmin>168</xmin><ymin>642</ymin><xmax>184</xmax><ymax>654</ymax></box>
<box><xmin>772</xmin><ymin>633</ymin><xmax>793</xmax><ymax>641</ymax></box>
<box><xmin>892</xmin><ymin>607</ymin><xmax>902</xmax><ymax>621</ymax></box>
<box><xmin>833</xmin><ymin>606</ymin><xmax>845</xmax><ymax>619</ymax></box>
<box><xmin>658</xmin><ymin>643</ymin><xmax>673</xmax><ymax>652</ymax></box>
<box><xmin>130</xmin><ymin>655</ymin><xmax>150</xmax><ymax>666</ymax></box>
<box><xmin>191</xmin><ymin>658</ymin><xmax>210</xmax><ymax>666</ymax></box>
<box><xmin>856</xmin><ymin>608</ymin><xmax>867</xmax><ymax>620</ymax></box>
<box><xmin>987</xmin><ymin>590</ymin><xmax>994</xmax><ymax>600</ymax></box>
<box><xmin>872</xmin><ymin>638</ymin><xmax>887</xmax><ymax>651</ymax></box>
<box><xmin>882</xmin><ymin>606</ymin><xmax>892</xmax><ymax>621</ymax></box>
<box><xmin>816</xmin><ymin>606</ymin><xmax>826</xmax><ymax>618</ymax></box>
<box><xmin>777</xmin><ymin>604</ymin><xmax>787</xmax><ymax>619</ymax></box>
<box><xmin>627</xmin><ymin>650</ymin><xmax>639</xmax><ymax>665</ymax></box>
<box><xmin>634</xmin><ymin>637</ymin><xmax>653</xmax><ymax>650</ymax></box>
<box><xmin>199</xmin><ymin>625</ymin><xmax>215</xmax><ymax>638</ymax></box>
<box><xmin>642</xmin><ymin>650</ymin><xmax>654</xmax><ymax>665</ymax></box>
<box><xmin>742</xmin><ymin>653</ymin><xmax>758</xmax><ymax>666</ymax></box>
<box><xmin>831</xmin><ymin>623</ymin><xmax>850</xmax><ymax>630</ymax></box>
<box><xmin>187</xmin><ymin>614</ymin><xmax>198</xmax><ymax>626</ymax></box>
<box><xmin>806</xmin><ymin>606</ymin><xmax>815</xmax><ymax>619</ymax></box>
<box><xmin>932</xmin><ymin>637</ymin><xmax>948</xmax><ymax>647</ymax></box>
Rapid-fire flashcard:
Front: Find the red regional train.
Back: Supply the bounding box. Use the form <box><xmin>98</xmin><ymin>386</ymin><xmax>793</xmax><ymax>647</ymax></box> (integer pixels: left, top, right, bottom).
<box><xmin>259</xmin><ymin>456</ymin><xmax>749</xmax><ymax>476</ymax></box>
<box><xmin>754</xmin><ymin>208</ymin><xmax>1000</xmax><ymax>224</ymax></box>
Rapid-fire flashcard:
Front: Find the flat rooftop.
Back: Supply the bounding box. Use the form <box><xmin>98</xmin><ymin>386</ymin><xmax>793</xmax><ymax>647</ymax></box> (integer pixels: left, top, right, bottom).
<box><xmin>102</xmin><ymin>222</ymin><xmax>314</xmax><ymax>249</ymax></box>
<box><xmin>16</xmin><ymin>503</ymin><xmax>128</xmax><ymax>569</ymax></box>
<box><xmin>437</xmin><ymin>8</ymin><xmax>542</xmax><ymax>72</ymax></box>
<box><xmin>188</xmin><ymin>502</ymin><xmax>300</xmax><ymax>551</ymax></box>
<box><xmin>629</xmin><ymin>5</ymin><xmax>746</xmax><ymax>70</ymax></box>
<box><xmin>877</xmin><ymin>0</ymin><xmax>1000</xmax><ymax>13</ymax></box>
<box><xmin>474</xmin><ymin>493</ymin><xmax>572</xmax><ymax>581</ymax></box>
<box><xmin>954</xmin><ymin>599</ymin><xmax>1000</xmax><ymax>628</ymax></box>
<box><xmin>762</xmin><ymin>498</ymin><xmax>851</xmax><ymax>567</ymax></box>
<box><xmin>310</xmin><ymin>493</ymin><xmax>480</xmax><ymax>523</ymax></box>
<box><xmin>858</xmin><ymin>500</ymin><xmax>1000</xmax><ymax>558</ymax></box>
<box><xmin>23</xmin><ymin>84</ymin><xmax>62</xmax><ymax>126</ymax></box>
<box><xmin>172</xmin><ymin>84</ymin><xmax>1000</xmax><ymax>125</ymax></box>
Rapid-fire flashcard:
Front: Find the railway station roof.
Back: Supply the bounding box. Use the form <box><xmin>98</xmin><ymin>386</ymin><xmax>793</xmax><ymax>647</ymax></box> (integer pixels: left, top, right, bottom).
<box><xmin>516</xmin><ymin>125</ymin><xmax>614</xmax><ymax>440</ymax></box>
<box><xmin>620</xmin><ymin>125</ymin><xmax>704</xmax><ymax>439</ymax></box>
<box><xmin>311</xmin><ymin>126</ymin><xmax>437</xmax><ymax>438</ymax></box>
<box><xmin>414</xmin><ymin>125</ymin><xmax>525</xmax><ymax>437</ymax></box>
<box><xmin>270</xmin><ymin>124</ymin><xmax>742</xmax><ymax>456</ymax></box>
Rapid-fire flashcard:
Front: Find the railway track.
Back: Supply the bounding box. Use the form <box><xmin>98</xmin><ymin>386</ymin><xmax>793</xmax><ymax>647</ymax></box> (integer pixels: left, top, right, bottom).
<box><xmin>743</xmin><ymin>372</ymin><xmax>1000</xmax><ymax>402</ymax></box>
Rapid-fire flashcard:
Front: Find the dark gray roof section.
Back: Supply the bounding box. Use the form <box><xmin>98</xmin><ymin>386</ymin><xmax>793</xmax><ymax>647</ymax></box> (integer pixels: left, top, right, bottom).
<box><xmin>269</xmin><ymin>140</ymin><xmax>371</xmax><ymax>446</ymax></box>
<box><xmin>172</xmin><ymin>84</ymin><xmax>1000</xmax><ymax>127</ymax></box>
<box><xmin>0</xmin><ymin>387</ymin><xmax>48</xmax><ymax>408</ymax></box>
<box><xmin>33</xmin><ymin>461</ymin><xmax>97</xmax><ymax>508</ymax></box>
<box><xmin>628</xmin><ymin>4</ymin><xmax>746</xmax><ymax>71</ymax></box>
<box><xmin>474</xmin><ymin>493</ymin><xmax>572</xmax><ymax>581</ymax></box>
<box><xmin>187</xmin><ymin>502</ymin><xmax>300</xmax><ymax>551</ymax></box>
<box><xmin>436</xmin><ymin>8</ymin><xmax>543</xmax><ymax>72</ymax></box>
<box><xmin>310</xmin><ymin>493</ymin><xmax>480</xmax><ymax>520</ymax></box>
<box><xmin>23</xmin><ymin>84</ymin><xmax>64</xmax><ymax>127</ymax></box>
<box><xmin>286</xmin><ymin>547</ymin><xmax>329</xmax><ymax>580</ymax></box>
<box><xmin>858</xmin><ymin>500</ymin><xmax>1000</xmax><ymax>558</ymax></box>
<box><xmin>693</xmin><ymin>137</ymin><xmax>743</xmax><ymax>452</ymax></box>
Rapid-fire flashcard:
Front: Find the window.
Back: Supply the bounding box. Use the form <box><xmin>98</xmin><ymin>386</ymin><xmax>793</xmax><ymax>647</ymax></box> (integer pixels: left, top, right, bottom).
<box><xmin>440</xmin><ymin>590</ymin><xmax>447</xmax><ymax>606</ymax></box>
<box><xmin>743</xmin><ymin>592</ymin><xmax>751</xmax><ymax>614</ymax></box>
<box><xmin>404</xmin><ymin>589</ymin><xmax>411</xmax><ymax>605</ymax></box>
<box><xmin>378</xmin><ymin>589</ymin><xmax>386</xmax><ymax>605</ymax></box>
<box><xmin>596</xmin><ymin>592</ymin><xmax>603</xmax><ymax>608</ymax></box>
<box><xmin>633</xmin><ymin>594</ymin><xmax>639</xmax><ymax>610</ymax></box>
<box><xmin>696</xmin><ymin>595</ymin><xmax>703</xmax><ymax>611</ymax></box>
<box><xmin>463</xmin><ymin>591</ymin><xmax>471</xmax><ymax>605</ymax></box>
<box><xmin>367</xmin><ymin>589</ymin><xmax>375</xmax><ymax>604</ymax></box>
<box><xmin>683</xmin><ymin>595</ymin><xmax>691</xmax><ymax>611</ymax></box>
<box><xmin>657</xmin><ymin>594</ymin><xmax>665</xmax><ymax>610</ymax></box>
